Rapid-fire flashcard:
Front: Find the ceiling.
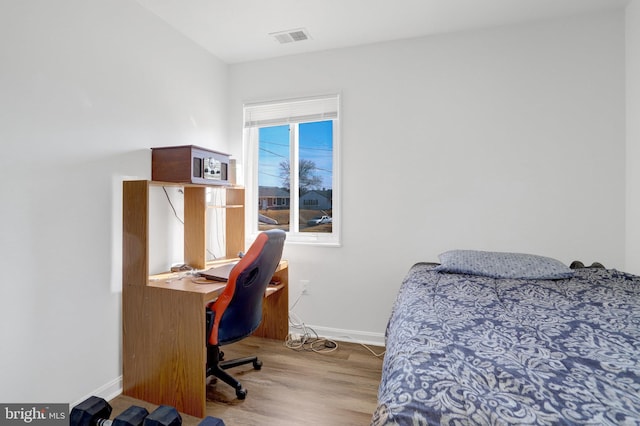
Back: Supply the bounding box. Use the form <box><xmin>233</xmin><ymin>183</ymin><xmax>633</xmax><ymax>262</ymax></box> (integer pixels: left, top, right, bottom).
<box><xmin>135</xmin><ymin>0</ymin><xmax>629</xmax><ymax>64</ymax></box>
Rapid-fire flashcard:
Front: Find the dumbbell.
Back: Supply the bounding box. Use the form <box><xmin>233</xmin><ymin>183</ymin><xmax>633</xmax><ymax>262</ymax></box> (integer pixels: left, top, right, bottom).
<box><xmin>71</xmin><ymin>396</ymin><xmax>182</xmax><ymax>426</ymax></box>
<box><xmin>198</xmin><ymin>417</ymin><xmax>225</xmax><ymax>426</ymax></box>
<box><xmin>144</xmin><ymin>406</ymin><xmax>182</xmax><ymax>426</ymax></box>
<box><xmin>70</xmin><ymin>396</ymin><xmax>148</xmax><ymax>426</ymax></box>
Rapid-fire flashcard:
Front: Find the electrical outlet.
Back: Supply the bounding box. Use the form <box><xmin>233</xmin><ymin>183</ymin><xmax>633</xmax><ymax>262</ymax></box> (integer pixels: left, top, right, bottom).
<box><xmin>300</xmin><ymin>279</ymin><xmax>310</xmax><ymax>295</ymax></box>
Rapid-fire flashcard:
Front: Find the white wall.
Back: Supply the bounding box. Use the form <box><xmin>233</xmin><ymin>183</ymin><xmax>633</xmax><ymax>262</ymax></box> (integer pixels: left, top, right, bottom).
<box><xmin>0</xmin><ymin>0</ymin><xmax>229</xmax><ymax>403</ymax></box>
<box><xmin>228</xmin><ymin>11</ymin><xmax>626</xmax><ymax>342</ymax></box>
<box><xmin>627</xmin><ymin>0</ymin><xmax>640</xmax><ymax>274</ymax></box>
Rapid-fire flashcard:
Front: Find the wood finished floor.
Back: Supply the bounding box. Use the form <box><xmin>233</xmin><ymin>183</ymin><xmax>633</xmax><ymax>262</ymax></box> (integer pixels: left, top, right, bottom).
<box><xmin>111</xmin><ymin>336</ymin><xmax>384</xmax><ymax>426</ymax></box>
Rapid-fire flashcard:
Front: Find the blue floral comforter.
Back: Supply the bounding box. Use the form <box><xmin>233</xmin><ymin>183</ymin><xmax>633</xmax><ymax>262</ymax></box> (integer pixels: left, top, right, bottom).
<box><xmin>372</xmin><ymin>263</ymin><xmax>640</xmax><ymax>425</ymax></box>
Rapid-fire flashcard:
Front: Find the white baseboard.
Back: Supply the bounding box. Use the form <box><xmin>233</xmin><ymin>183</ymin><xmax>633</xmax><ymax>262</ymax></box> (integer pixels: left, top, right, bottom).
<box><xmin>71</xmin><ymin>376</ymin><xmax>122</xmax><ymax>408</ymax></box>
<box><xmin>290</xmin><ymin>324</ymin><xmax>385</xmax><ymax>347</ymax></box>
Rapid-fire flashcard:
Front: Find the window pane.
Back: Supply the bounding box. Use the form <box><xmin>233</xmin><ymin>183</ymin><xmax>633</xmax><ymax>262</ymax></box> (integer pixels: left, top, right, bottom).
<box><xmin>258</xmin><ymin>125</ymin><xmax>290</xmax><ymax>231</ymax></box>
<box><xmin>298</xmin><ymin>120</ymin><xmax>333</xmax><ymax>233</ymax></box>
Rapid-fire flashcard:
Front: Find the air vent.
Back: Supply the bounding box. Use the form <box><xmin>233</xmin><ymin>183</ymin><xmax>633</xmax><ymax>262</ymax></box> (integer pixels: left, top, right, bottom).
<box><xmin>270</xmin><ymin>28</ymin><xmax>312</xmax><ymax>44</ymax></box>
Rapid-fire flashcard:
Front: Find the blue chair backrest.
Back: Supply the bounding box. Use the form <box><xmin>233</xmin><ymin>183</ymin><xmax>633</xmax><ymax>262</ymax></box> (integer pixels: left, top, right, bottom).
<box><xmin>210</xmin><ymin>229</ymin><xmax>286</xmax><ymax>345</ymax></box>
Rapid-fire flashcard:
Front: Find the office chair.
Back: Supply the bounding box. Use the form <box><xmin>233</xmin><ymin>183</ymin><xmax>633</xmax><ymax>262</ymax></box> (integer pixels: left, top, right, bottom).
<box><xmin>205</xmin><ymin>229</ymin><xmax>286</xmax><ymax>399</ymax></box>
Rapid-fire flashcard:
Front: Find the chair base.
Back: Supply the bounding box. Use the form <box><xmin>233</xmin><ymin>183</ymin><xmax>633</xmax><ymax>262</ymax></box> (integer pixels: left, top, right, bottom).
<box><xmin>206</xmin><ymin>346</ymin><xmax>262</xmax><ymax>400</ymax></box>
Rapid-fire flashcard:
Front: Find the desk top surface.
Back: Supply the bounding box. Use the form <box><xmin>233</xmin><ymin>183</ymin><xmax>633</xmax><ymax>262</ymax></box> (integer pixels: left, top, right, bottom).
<box><xmin>147</xmin><ymin>274</ymin><xmax>226</xmax><ymax>295</ymax></box>
<box><xmin>146</xmin><ymin>259</ymin><xmax>288</xmax><ymax>298</ymax></box>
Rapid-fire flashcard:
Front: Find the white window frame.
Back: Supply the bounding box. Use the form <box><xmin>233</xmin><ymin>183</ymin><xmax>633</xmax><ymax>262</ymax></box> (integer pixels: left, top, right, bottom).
<box><xmin>243</xmin><ymin>94</ymin><xmax>341</xmax><ymax>246</ymax></box>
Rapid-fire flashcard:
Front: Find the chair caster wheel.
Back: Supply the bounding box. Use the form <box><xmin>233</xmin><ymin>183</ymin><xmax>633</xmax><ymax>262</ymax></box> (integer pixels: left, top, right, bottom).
<box><xmin>253</xmin><ymin>359</ymin><xmax>263</xmax><ymax>370</ymax></box>
<box><xmin>236</xmin><ymin>387</ymin><xmax>247</xmax><ymax>400</ymax></box>
<box><xmin>219</xmin><ymin>351</ymin><xmax>225</xmax><ymax>361</ymax></box>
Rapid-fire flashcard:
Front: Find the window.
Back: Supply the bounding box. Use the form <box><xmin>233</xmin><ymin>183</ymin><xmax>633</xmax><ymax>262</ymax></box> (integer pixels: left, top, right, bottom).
<box><xmin>244</xmin><ymin>94</ymin><xmax>340</xmax><ymax>245</ymax></box>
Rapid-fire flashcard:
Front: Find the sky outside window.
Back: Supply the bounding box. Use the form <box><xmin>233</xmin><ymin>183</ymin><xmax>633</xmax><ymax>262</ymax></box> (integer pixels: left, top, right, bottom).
<box><xmin>258</xmin><ymin>124</ymin><xmax>289</xmax><ymax>187</ymax></box>
<box><xmin>259</xmin><ymin>120</ymin><xmax>333</xmax><ymax>190</ymax></box>
<box><xmin>299</xmin><ymin>120</ymin><xmax>333</xmax><ymax>190</ymax></box>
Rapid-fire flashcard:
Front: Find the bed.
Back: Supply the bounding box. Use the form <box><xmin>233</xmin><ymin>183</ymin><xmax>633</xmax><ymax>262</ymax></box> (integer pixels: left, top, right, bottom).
<box><xmin>371</xmin><ymin>250</ymin><xmax>640</xmax><ymax>425</ymax></box>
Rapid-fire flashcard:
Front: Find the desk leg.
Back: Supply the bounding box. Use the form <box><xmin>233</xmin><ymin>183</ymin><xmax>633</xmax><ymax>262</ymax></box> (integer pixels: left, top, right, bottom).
<box><xmin>253</xmin><ymin>267</ymin><xmax>289</xmax><ymax>340</ymax></box>
<box><xmin>122</xmin><ymin>286</ymin><xmax>206</xmax><ymax>418</ymax></box>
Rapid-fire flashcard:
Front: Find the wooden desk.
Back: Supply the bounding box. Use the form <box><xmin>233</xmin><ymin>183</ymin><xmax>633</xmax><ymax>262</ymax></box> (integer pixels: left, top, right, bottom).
<box><xmin>122</xmin><ymin>260</ymin><xmax>288</xmax><ymax>418</ymax></box>
<box><xmin>121</xmin><ymin>180</ymin><xmax>289</xmax><ymax>418</ymax></box>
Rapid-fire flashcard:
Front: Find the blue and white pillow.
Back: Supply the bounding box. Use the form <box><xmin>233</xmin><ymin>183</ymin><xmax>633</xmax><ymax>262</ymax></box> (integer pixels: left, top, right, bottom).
<box><xmin>434</xmin><ymin>250</ymin><xmax>574</xmax><ymax>280</ymax></box>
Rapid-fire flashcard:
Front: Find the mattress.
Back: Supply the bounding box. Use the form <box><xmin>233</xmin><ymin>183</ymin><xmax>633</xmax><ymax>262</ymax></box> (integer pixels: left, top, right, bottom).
<box><xmin>372</xmin><ymin>263</ymin><xmax>640</xmax><ymax>425</ymax></box>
